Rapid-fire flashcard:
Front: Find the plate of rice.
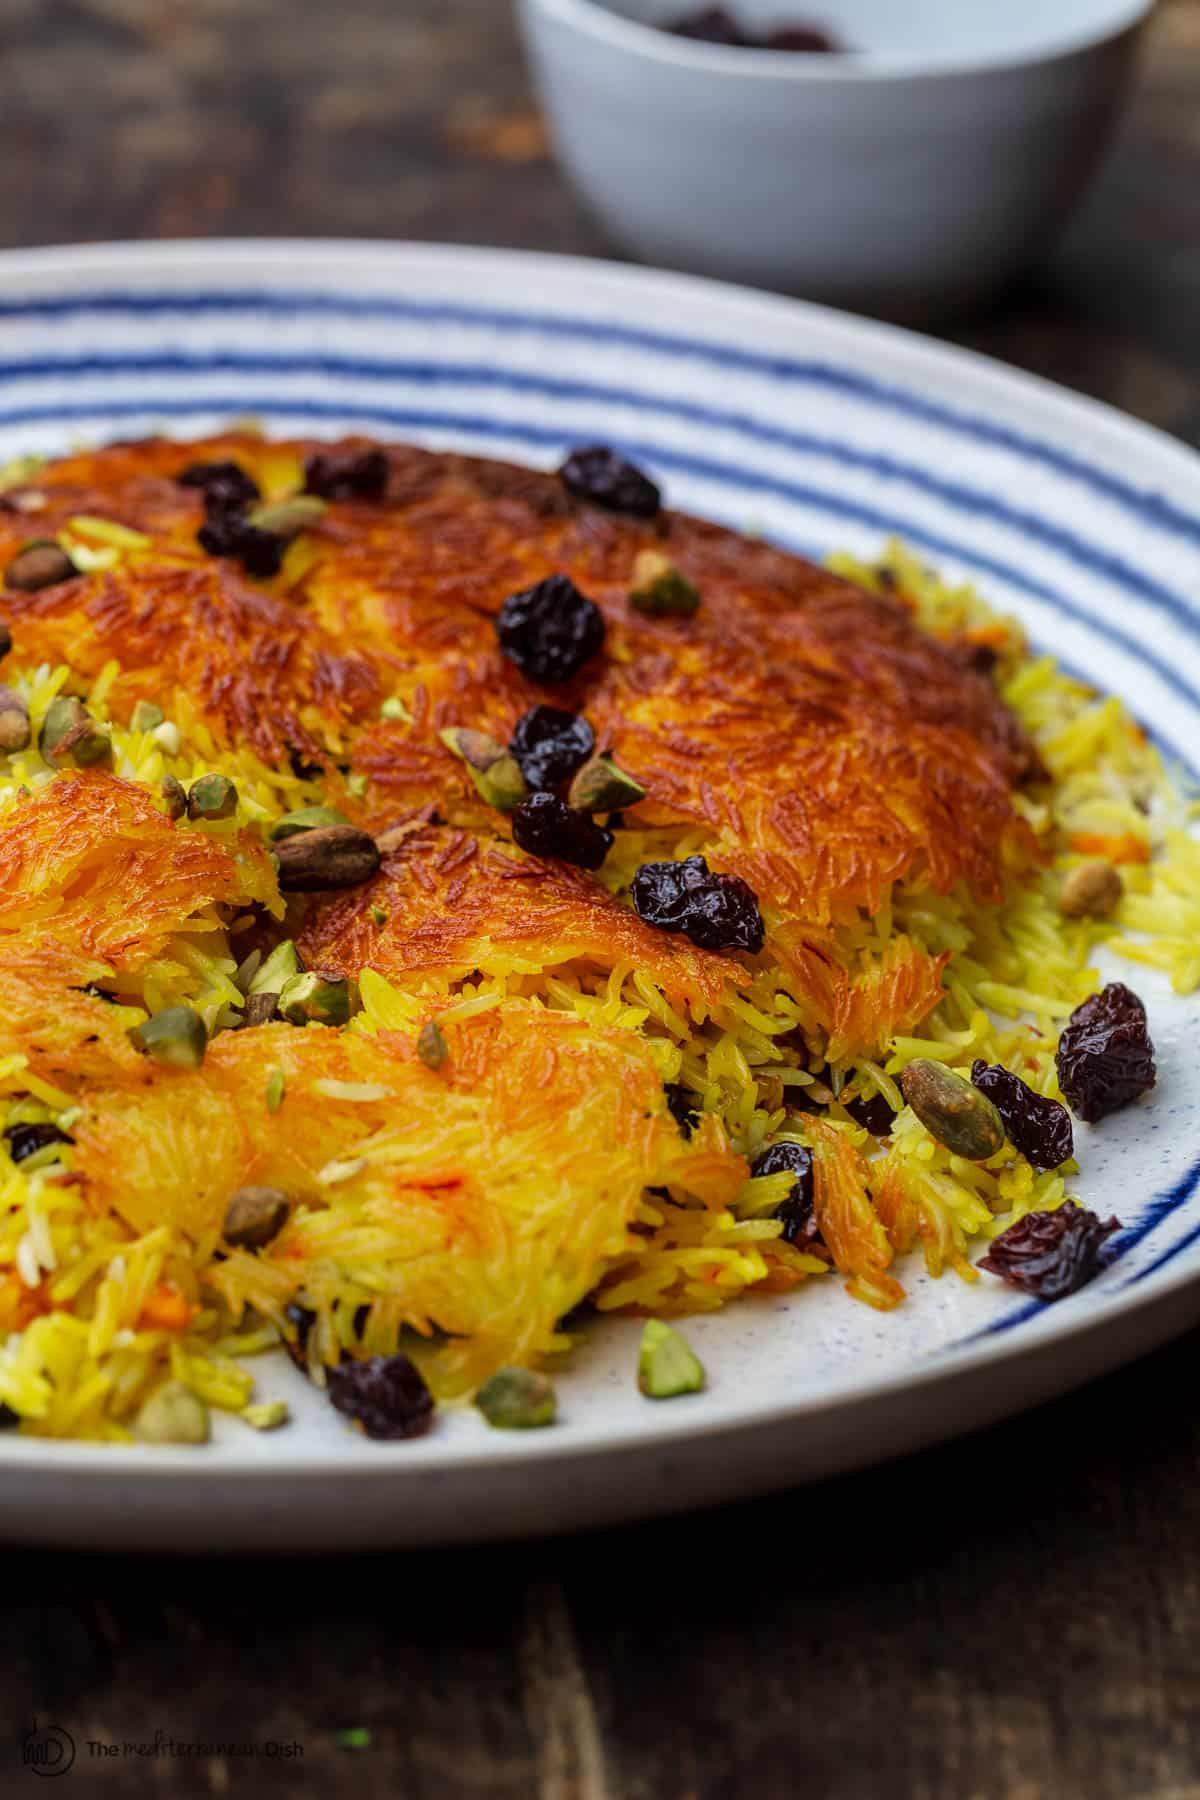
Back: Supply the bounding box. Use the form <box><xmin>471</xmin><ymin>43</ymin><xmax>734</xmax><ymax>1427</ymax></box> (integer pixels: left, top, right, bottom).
<box><xmin>0</xmin><ymin>240</ymin><xmax>1196</xmax><ymax>1551</ymax></box>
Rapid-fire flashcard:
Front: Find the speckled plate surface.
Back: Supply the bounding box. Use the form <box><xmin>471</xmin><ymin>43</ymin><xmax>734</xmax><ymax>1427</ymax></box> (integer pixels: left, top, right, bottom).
<box><xmin>0</xmin><ymin>240</ymin><xmax>1196</xmax><ymax>1551</ymax></box>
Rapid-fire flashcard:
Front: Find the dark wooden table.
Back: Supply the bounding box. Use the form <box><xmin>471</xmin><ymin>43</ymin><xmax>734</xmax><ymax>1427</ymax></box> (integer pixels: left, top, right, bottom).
<box><xmin>4</xmin><ymin>3</ymin><xmax>1200</xmax><ymax>1795</ymax></box>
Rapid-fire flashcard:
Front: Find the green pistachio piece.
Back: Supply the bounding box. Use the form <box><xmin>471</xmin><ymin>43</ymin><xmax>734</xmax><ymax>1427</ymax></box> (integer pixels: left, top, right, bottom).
<box><xmin>5</xmin><ymin>540</ymin><xmax>78</xmax><ymax>593</ymax></box>
<box><xmin>277</xmin><ymin>971</ymin><xmax>358</xmax><ymax>1028</ymax></box>
<box><xmin>187</xmin><ymin>773</ymin><xmax>237</xmax><ymax>821</ymax></box>
<box><xmin>160</xmin><ymin>774</ymin><xmax>187</xmax><ymax>820</ymax></box>
<box><xmin>637</xmin><ymin>1319</ymin><xmax>705</xmax><ymax>1398</ymax></box>
<box><xmin>567</xmin><ymin>753</ymin><xmax>647</xmax><ymax>813</ymax></box>
<box><xmin>269</xmin><ymin>804</ymin><xmax>351</xmax><ymax>841</ymax></box>
<box><xmin>0</xmin><ymin>686</ymin><xmax>30</xmax><ymax>754</ymax></box>
<box><xmin>475</xmin><ymin>1367</ymin><xmax>557</xmax><ymax>1430</ymax></box>
<box><xmin>39</xmin><ymin>696</ymin><xmax>112</xmax><ymax>769</ymax></box>
<box><xmin>369</xmin><ymin>905</ymin><xmax>389</xmax><ymax>928</ymax></box>
<box><xmin>129</xmin><ymin>1005</ymin><xmax>207</xmax><ymax>1069</ymax></box>
<box><xmin>245</xmin><ymin>495</ymin><xmax>328</xmax><ymax>539</ymax></box>
<box><xmin>135</xmin><ymin>1380</ymin><xmax>210</xmax><ymax>1445</ymax></box>
<box><xmin>380</xmin><ymin>696</ymin><xmax>410</xmax><ymax>722</ymax></box>
<box><xmin>130</xmin><ymin>699</ymin><xmax>165</xmax><ymax>732</ymax></box>
<box><xmin>629</xmin><ymin>549</ymin><xmax>701</xmax><ymax>618</ymax></box>
<box><xmin>439</xmin><ymin>727</ymin><xmax>527</xmax><ymax>813</ymax></box>
<box><xmin>248</xmin><ymin>940</ymin><xmax>303</xmax><ymax>997</ymax></box>
<box><xmin>900</xmin><ymin>1059</ymin><xmax>1006</xmax><ymax>1161</ymax></box>
<box><xmin>417</xmin><ymin>1021</ymin><xmax>448</xmax><ymax>1069</ymax></box>
<box><xmin>265</xmin><ymin>1068</ymin><xmax>286</xmax><ymax>1113</ymax></box>
<box><xmin>242</xmin><ymin>1400</ymin><xmax>290</xmax><ymax>1431</ymax></box>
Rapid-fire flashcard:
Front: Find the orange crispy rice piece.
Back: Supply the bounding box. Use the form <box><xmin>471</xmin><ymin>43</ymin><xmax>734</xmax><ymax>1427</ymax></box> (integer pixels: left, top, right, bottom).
<box><xmin>0</xmin><ymin>434</ymin><xmax>1042</xmax><ymax>1386</ymax></box>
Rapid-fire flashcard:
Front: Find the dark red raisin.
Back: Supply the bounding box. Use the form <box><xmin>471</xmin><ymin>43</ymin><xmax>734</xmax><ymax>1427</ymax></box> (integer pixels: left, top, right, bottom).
<box><xmin>304</xmin><ymin>447</ymin><xmax>389</xmax><ymax>501</ymax></box>
<box><xmin>559</xmin><ymin>446</ymin><xmax>661</xmax><ymax>519</ymax></box>
<box><xmin>197</xmin><ymin>510</ymin><xmax>285</xmax><ymax>578</ymax></box>
<box><xmin>1055</xmin><ymin>982</ymin><xmax>1156</xmax><ymax>1123</ymax></box>
<box><xmin>509</xmin><ymin>705</ymin><xmax>595</xmax><ymax>791</ymax></box>
<box><xmin>325</xmin><ymin>1352</ymin><xmax>435</xmax><ymax>1441</ymax></box>
<box><xmin>511</xmin><ymin>791</ymin><xmax>613</xmax><ymax>869</ymax></box>
<box><xmin>751</xmin><ymin>1141</ymin><xmax>821</xmax><ymax>1248</ymax></box>
<box><xmin>282</xmin><ymin>1300</ymin><xmax>319</xmax><ymax>1372</ymax></box>
<box><xmin>667</xmin><ymin>7</ymin><xmax>750</xmax><ymax>43</ymax></box>
<box><xmin>0</xmin><ymin>1402</ymin><xmax>17</xmax><ymax>1427</ymax></box>
<box><xmin>631</xmin><ymin>855</ymin><xmax>764</xmax><ymax>953</ymax></box>
<box><xmin>664</xmin><ymin>1082</ymin><xmax>700</xmax><ymax>1137</ymax></box>
<box><xmin>496</xmin><ymin>574</ymin><xmax>606</xmax><ymax>683</ymax></box>
<box><xmin>970</xmin><ymin>1060</ymin><xmax>1074</xmax><ymax>1170</ymax></box>
<box><xmin>3</xmin><ymin>1121</ymin><xmax>73</xmax><ymax>1163</ymax></box>
<box><xmin>177</xmin><ymin>461</ymin><xmax>260</xmax><ymax>510</ymax></box>
<box><xmin>841</xmin><ymin>1089</ymin><xmax>896</xmax><ymax>1137</ymax></box>
<box><xmin>978</xmin><ymin>1206</ymin><xmax>1121</xmax><ymax>1301</ymax></box>
<box><xmin>764</xmin><ymin>25</ymin><xmax>841</xmax><ymax>50</ymax></box>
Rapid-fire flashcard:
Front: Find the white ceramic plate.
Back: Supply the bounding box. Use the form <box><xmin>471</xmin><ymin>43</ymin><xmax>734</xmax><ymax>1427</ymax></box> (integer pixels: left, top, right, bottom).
<box><xmin>0</xmin><ymin>240</ymin><xmax>1196</xmax><ymax>1551</ymax></box>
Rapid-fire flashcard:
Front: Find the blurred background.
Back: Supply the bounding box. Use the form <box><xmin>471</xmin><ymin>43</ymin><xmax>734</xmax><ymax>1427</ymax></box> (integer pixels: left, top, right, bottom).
<box><xmin>2</xmin><ymin>0</ymin><xmax>1197</xmax><ymax>441</ymax></box>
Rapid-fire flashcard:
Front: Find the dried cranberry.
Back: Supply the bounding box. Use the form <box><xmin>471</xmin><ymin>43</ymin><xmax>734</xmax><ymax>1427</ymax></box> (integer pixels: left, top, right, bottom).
<box><xmin>509</xmin><ymin>705</ymin><xmax>594</xmax><ymax>791</ymax></box>
<box><xmin>971</xmin><ymin>1060</ymin><xmax>1074</xmax><ymax>1170</ymax></box>
<box><xmin>979</xmin><ymin>1205</ymin><xmax>1121</xmax><ymax>1301</ymax></box>
<box><xmin>282</xmin><ymin>1300</ymin><xmax>318</xmax><ymax>1372</ymax></box>
<box><xmin>1055</xmin><ymin>982</ymin><xmax>1156</xmax><ymax>1123</ymax></box>
<box><xmin>841</xmin><ymin>1089</ymin><xmax>895</xmax><ymax>1137</ymax></box>
<box><xmin>668</xmin><ymin>7</ymin><xmax>750</xmax><ymax>44</ymax></box>
<box><xmin>751</xmin><ymin>1141</ymin><xmax>821</xmax><ymax>1248</ymax></box>
<box><xmin>665</xmin><ymin>1082</ymin><xmax>699</xmax><ymax>1137</ymax></box>
<box><xmin>559</xmin><ymin>446</ymin><xmax>661</xmax><ymax>520</ymax></box>
<box><xmin>632</xmin><ymin>855</ymin><xmax>764</xmax><ymax>954</ymax></box>
<box><xmin>197</xmin><ymin>509</ymin><xmax>285</xmax><ymax>578</ymax></box>
<box><xmin>0</xmin><ymin>1402</ymin><xmax>17</xmax><ymax>1428</ymax></box>
<box><xmin>325</xmin><ymin>1352</ymin><xmax>434</xmax><ymax>1441</ymax></box>
<box><xmin>177</xmin><ymin>460</ymin><xmax>260</xmax><ymax>510</ymax></box>
<box><xmin>496</xmin><ymin>575</ymin><xmax>606</xmax><ymax>683</ymax></box>
<box><xmin>3</xmin><ymin>1121</ymin><xmax>73</xmax><ymax>1164</ymax></box>
<box><xmin>511</xmin><ymin>791</ymin><xmax>613</xmax><ymax>869</ymax></box>
<box><xmin>304</xmin><ymin>446</ymin><xmax>389</xmax><ymax>501</ymax></box>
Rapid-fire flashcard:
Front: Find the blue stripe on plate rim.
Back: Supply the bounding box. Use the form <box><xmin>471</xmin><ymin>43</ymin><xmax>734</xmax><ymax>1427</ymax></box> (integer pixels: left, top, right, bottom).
<box><xmin>0</xmin><ymin>285</ymin><xmax>1195</xmax><ymax>551</ymax></box>
<box><xmin>0</xmin><ymin>287</ymin><xmax>1195</xmax><ymax>1328</ymax></box>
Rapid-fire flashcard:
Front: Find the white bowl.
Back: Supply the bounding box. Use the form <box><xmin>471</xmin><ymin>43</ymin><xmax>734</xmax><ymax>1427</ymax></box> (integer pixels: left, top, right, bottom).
<box><xmin>518</xmin><ymin>0</ymin><xmax>1152</xmax><ymax>315</ymax></box>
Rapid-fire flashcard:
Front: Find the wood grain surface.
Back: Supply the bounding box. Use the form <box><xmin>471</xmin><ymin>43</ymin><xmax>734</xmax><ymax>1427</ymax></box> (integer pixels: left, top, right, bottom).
<box><xmin>3</xmin><ymin>3</ymin><xmax>1200</xmax><ymax>1796</ymax></box>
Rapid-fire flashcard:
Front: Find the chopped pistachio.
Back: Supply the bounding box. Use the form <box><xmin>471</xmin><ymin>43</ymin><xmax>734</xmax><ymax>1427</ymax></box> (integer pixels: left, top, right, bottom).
<box><xmin>278</xmin><ymin>971</ymin><xmax>358</xmax><ymax>1027</ymax></box>
<box><xmin>417</xmin><ymin>1021</ymin><xmax>448</xmax><ymax>1069</ymax></box>
<box><xmin>439</xmin><ymin>727</ymin><xmax>527</xmax><ymax>813</ymax></box>
<box><xmin>269</xmin><ymin>804</ymin><xmax>350</xmax><ymax>841</ymax></box>
<box><xmin>249</xmin><ymin>939</ymin><xmax>303</xmax><ymax>997</ymax></box>
<box><xmin>38</xmin><ymin>696</ymin><xmax>112</xmax><ymax>769</ymax></box>
<box><xmin>369</xmin><ymin>904</ymin><xmax>389</xmax><ymax>928</ymax></box>
<box><xmin>5</xmin><ymin>540</ymin><xmax>77</xmax><ymax>593</ymax></box>
<box><xmin>241</xmin><ymin>992</ymin><xmax>280</xmax><ymax>1029</ymax></box>
<box><xmin>187</xmin><ymin>773</ymin><xmax>237</xmax><ymax>821</ymax></box>
<box><xmin>380</xmin><ymin>695</ymin><xmax>410</xmax><ymax>722</ymax></box>
<box><xmin>1059</xmin><ymin>860</ymin><xmax>1123</xmax><ymax>920</ymax></box>
<box><xmin>129</xmin><ymin>1005</ymin><xmax>207</xmax><ymax>1069</ymax></box>
<box><xmin>160</xmin><ymin>774</ymin><xmax>187</xmax><ymax>820</ymax></box>
<box><xmin>223</xmin><ymin>1184</ymin><xmax>290</xmax><ymax>1249</ymax></box>
<box><xmin>242</xmin><ymin>1400</ymin><xmax>290</xmax><ymax>1432</ymax></box>
<box><xmin>475</xmin><ymin>1366</ymin><xmax>557</xmax><ymax>1430</ymax></box>
<box><xmin>265</xmin><ymin>1068</ymin><xmax>286</xmax><ymax>1113</ymax></box>
<box><xmin>568</xmin><ymin>753</ymin><xmax>647</xmax><ymax>814</ymax></box>
<box><xmin>629</xmin><ymin>549</ymin><xmax>701</xmax><ymax>618</ymax></box>
<box><xmin>134</xmin><ymin>1380</ymin><xmax>210</xmax><ymax>1445</ymax></box>
<box><xmin>0</xmin><ymin>687</ymin><xmax>30</xmax><ymax>754</ymax></box>
<box><xmin>130</xmin><ymin>699</ymin><xmax>165</xmax><ymax>733</ymax></box>
<box><xmin>346</xmin><ymin>771</ymin><xmax>368</xmax><ymax>798</ymax></box>
<box><xmin>637</xmin><ymin>1319</ymin><xmax>705</xmax><ymax>1398</ymax></box>
<box><xmin>152</xmin><ymin>720</ymin><xmax>181</xmax><ymax>755</ymax></box>
<box><xmin>246</xmin><ymin>494</ymin><xmax>328</xmax><ymax>539</ymax></box>
<box><xmin>234</xmin><ymin>948</ymin><xmax>263</xmax><ymax>994</ymax></box>
<box><xmin>900</xmin><ymin>1059</ymin><xmax>1005</xmax><ymax>1161</ymax></box>
<box><xmin>66</xmin><ymin>514</ymin><xmax>152</xmax><ymax>550</ymax></box>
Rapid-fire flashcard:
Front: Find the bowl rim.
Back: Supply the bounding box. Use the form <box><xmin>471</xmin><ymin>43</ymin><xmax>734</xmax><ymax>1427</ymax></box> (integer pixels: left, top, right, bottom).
<box><xmin>522</xmin><ymin>0</ymin><xmax>1155</xmax><ymax>81</ymax></box>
